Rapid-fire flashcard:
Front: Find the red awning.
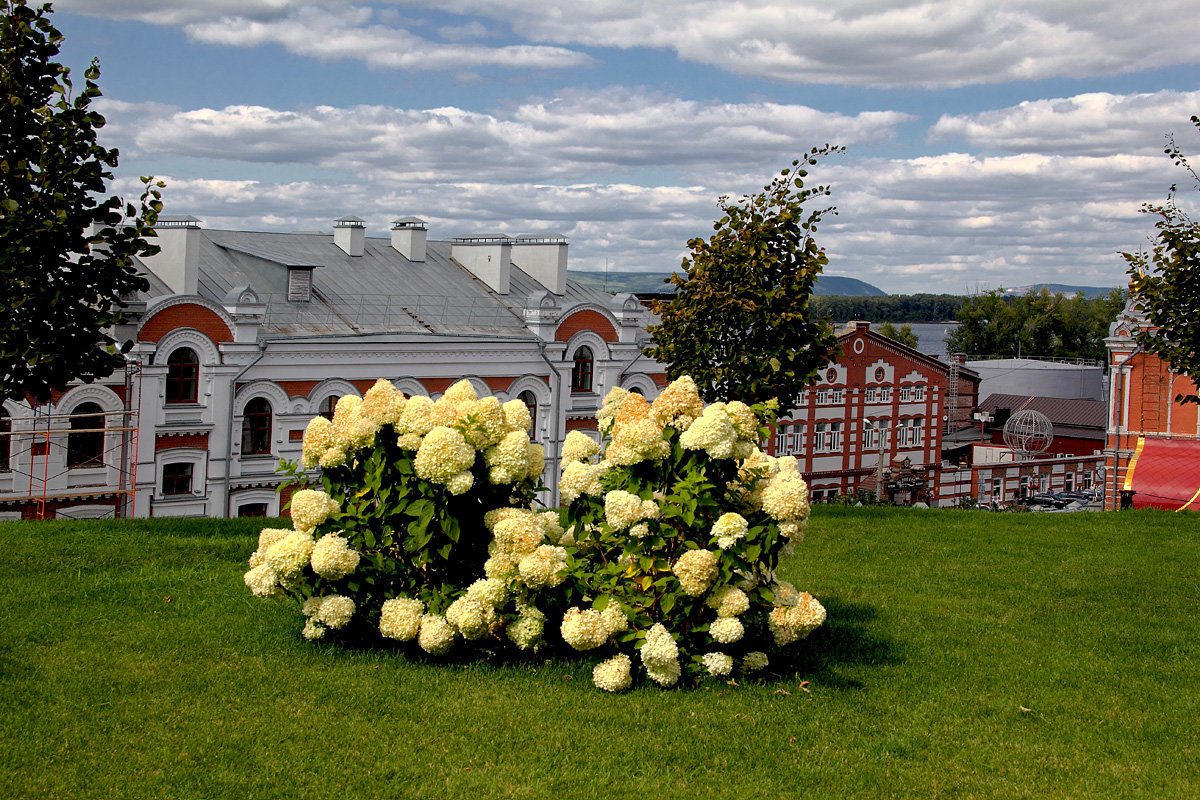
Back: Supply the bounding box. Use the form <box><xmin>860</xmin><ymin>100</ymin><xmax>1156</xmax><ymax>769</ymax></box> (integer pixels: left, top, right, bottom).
<box><xmin>1124</xmin><ymin>437</ymin><xmax>1200</xmax><ymax>511</ymax></box>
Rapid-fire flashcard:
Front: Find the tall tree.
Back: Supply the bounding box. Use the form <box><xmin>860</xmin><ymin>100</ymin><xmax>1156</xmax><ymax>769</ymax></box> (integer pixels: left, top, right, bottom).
<box><xmin>1123</xmin><ymin>115</ymin><xmax>1200</xmax><ymax>405</ymax></box>
<box><xmin>0</xmin><ymin>0</ymin><xmax>161</xmax><ymax>404</ymax></box>
<box><xmin>645</xmin><ymin>149</ymin><xmax>842</xmax><ymax>410</ymax></box>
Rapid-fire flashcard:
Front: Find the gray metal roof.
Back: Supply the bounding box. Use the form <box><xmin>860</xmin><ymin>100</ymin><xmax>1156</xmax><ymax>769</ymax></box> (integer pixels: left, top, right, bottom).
<box><xmin>138</xmin><ymin>228</ymin><xmax>622</xmax><ymax>340</ymax></box>
<box><xmin>980</xmin><ymin>393</ymin><xmax>1106</xmax><ymax>433</ymax></box>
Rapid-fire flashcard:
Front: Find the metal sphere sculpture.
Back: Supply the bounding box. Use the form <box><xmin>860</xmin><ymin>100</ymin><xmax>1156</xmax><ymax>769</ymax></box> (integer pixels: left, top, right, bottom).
<box><xmin>1002</xmin><ymin>409</ymin><xmax>1053</xmax><ymax>459</ymax></box>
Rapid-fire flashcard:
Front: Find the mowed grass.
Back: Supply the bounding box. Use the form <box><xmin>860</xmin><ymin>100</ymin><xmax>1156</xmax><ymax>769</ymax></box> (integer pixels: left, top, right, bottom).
<box><xmin>0</xmin><ymin>508</ymin><xmax>1197</xmax><ymax>800</ymax></box>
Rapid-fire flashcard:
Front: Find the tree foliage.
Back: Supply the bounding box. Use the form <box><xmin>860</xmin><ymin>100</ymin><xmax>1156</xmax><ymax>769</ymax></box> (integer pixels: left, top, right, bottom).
<box><xmin>0</xmin><ymin>0</ymin><xmax>161</xmax><ymax>403</ymax></box>
<box><xmin>1123</xmin><ymin>115</ymin><xmax>1200</xmax><ymax>405</ymax></box>
<box><xmin>875</xmin><ymin>322</ymin><xmax>919</xmax><ymax>349</ymax></box>
<box><xmin>812</xmin><ymin>293</ymin><xmax>964</xmax><ymax>323</ymax></box>
<box><xmin>944</xmin><ymin>288</ymin><xmax>1124</xmax><ymax>362</ymax></box>
<box><xmin>645</xmin><ymin>149</ymin><xmax>843</xmax><ymax>410</ymax></box>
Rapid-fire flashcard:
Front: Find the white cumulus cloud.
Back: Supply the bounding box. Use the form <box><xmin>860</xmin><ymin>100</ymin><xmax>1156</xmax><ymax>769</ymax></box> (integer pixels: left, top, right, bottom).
<box><xmin>60</xmin><ymin>0</ymin><xmax>1200</xmax><ymax>86</ymax></box>
<box><xmin>930</xmin><ymin>90</ymin><xmax>1200</xmax><ymax>156</ymax></box>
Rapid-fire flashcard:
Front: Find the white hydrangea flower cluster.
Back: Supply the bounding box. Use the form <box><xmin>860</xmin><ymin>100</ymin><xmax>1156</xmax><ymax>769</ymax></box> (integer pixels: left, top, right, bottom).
<box><xmin>768</xmin><ymin>593</ymin><xmax>827</xmax><ymax>646</ymax></box>
<box><xmin>709</xmin><ymin>616</ymin><xmax>744</xmax><ymax>644</ymax></box>
<box><xmin>710</xmin><ymin>512</ymin><xmax>748</xmax><ymax>550</ymax></box>
<box><xmin>414</xmin><ymin>426</ymin><xmax>475</xmax><ymax>487</ymax></box>
<box><xmin>603</xmin><ymin>490</ymin><xmax>660</xmax><ymax>531</ymax></box>
<box><xmin>707</xmin><ymin>585</ymin><xmax>750</xmax><ymax>618</ymax></box>
<box><xmin>301</xmin><ymin>594</ymin><xmax>355</xmax><ymax>640</ymax></box>
<box><xmin>445</xmin><ymin>594</ymin><xmax>497</xmax><ymax>640</ymax></box>
<box><xmin>310</xmin><ymin>532</ymin><xmax>360</xmax><ymax>580</ymax></box>
<box><xmin>484</xmin><ymin>430</ymin><xmax>534</xmax><ymax>484</ymax></box>
<box><xmin>561</xmin><ymin>604</ymin><xmax>628</xmax><ymax>651</ymax></box>
<box><xmin>702</xmin><ymin>651</ymin><xmax>733</xmax><ymax>677</ymax></box>
<box><xmin>264</xmin><ymin>530</ymin><xmax>316</xmax><ymax>581</ymax></box>
<box><xmin>289</xmin><ymin>489</ymin><xmax>339</xmax><ymax>533</ymax></box>
<box><xmin>607</xmin><ymin>392</ymin><xmax>671</xmax><ymax>466</ymax></box>
<box><xmin>506</xmin><ymin>600</ymin><xmax>547</xmax><ymax>650</ymax></box>
<box><xmin>518</xmin><ymin>545</ymin><xmax>568</xmax><ymax>589</ymax></box>
<box><xmin>672</xmin><ymin>548</ymin><xmax>718</xmax><ymax>596</ymax></box>
<box><xmin>379</xmin><ymin>597</ymin><xmax>424</xmax><ymax>641</ymax></box>
<box><xmin>640</xmin><ymin>623</ymin><xmax>681</xmax><ymax>687</ymax></box>
<box><xmin>592</xmin><ymin>654</ymin><xmax>633</xmax><ymax>692</ymax></box>
<box><xmin>299</xmin><ymin>379</ymin><xmax>543</xmax><ymax>492</ymax></box>
<box><xmin>596</xmin><ymin>386</ymin><xmax>629</xmax><ymax>435</ymax></box>
<box><xmin>561</xmin><ymin>430</ymin><xmax>601</xmax><ymax>464</ymax></box>
<box><xmin>679</xmin><ymin>402</ymin><xmax>739</xmax><ymax>459</ymax></box>
<box><xmin>559</xmin><ymin>460</ymin><xmax>608</xmax><ymax>505</ymax></box>
<box><xmin>760</xmin><ymin>456</ymin><xmax>811</xmax><ymax>528</ymax></box>
<box><xmin>649</xmin><ymin>375</ymin><xmax>705</xmax><ymax>430</ymax></box>
<box><xmin>418</xmin><ymin>614</ymin><xmax>456</xmax><ymax>655</ymax></box>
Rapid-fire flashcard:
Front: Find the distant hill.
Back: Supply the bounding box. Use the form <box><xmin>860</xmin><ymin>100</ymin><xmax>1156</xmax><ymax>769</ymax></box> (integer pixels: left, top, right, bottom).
<box><xmin>1000</xmin><ymin>284</ymin><xmax>1120</xmax><ymax>299</ymax></box>
<box><xmin>567</xmin><ymin>271</ymin><xmax>888</xmax><ymax>296</ymax></box>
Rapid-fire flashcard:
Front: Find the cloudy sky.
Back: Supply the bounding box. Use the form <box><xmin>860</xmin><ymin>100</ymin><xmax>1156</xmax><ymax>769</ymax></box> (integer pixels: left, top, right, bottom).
<box><xmin>53</xmin><ymin>0</ymin><xmax>1200</xmax><ymax>294</ymax></box>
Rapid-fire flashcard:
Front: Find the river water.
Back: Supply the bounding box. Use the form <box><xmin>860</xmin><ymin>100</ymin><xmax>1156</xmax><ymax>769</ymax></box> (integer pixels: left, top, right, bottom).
<box><xmin>847</xmin><ymin>322</ymin><xmax>961</xmax><ymax>358</ymax></box>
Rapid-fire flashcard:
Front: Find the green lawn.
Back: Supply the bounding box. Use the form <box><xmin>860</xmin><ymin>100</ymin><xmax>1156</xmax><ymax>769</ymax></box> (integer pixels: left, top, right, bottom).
<box><xmin>1</xmin><ymin>508</ymin><xmax>1196</xmax><ymax>799</ymax></box>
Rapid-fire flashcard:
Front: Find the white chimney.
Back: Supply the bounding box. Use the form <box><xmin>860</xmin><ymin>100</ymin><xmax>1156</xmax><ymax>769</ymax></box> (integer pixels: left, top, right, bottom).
<box><xmin>391</xmin><ymin>217</ymin><xmax>427</xmax><ymax>262</ymax></box>
<box><xmin>512</xmin><ymin>234</ymin><xmax>568</xmax><ymax>295</ymax></box>
<box><xmin>333</xmin><ymin>215</ymin><xmax>365</xmax><ymax>257</ymax></box>
<box><xmin>141</xmin><ymin>215</ymin><xmax>201</xmax><ymax>295</ymax></box>
<box><xmin>451</xmin><ymin>234</ymin><xmax>512</xmax><ymax>294</ymax></box>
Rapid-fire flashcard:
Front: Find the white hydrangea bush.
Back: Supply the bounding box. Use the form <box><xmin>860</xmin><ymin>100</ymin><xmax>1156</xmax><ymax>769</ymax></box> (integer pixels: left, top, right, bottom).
<box><xmin>246</xmin><ymin>379</ymin><xmax>560</xmax><ymax>647</ymax></box>
<box><xmin>557</xmin><ymin>376</ymin><xmax>826</xmax><ymax>690</ymax></box>
<box><xmin>245</xmin><ymin>375</ymin><xmax>826</xmax><ymax>691</ymax></box>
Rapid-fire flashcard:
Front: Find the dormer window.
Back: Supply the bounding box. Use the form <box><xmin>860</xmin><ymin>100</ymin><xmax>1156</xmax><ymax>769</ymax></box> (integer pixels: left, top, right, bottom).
<box><xmin>288</xmin><ymin>267</ymin><xmax>314</xmax><ymax>302</ymax></box>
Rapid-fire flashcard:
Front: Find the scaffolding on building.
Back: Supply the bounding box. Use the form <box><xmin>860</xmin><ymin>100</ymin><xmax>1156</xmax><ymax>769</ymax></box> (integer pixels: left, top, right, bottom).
<box><xmin>0</xmin><ymin>363</ymin><xmax>140</xmax><ymax>520</ymax></box>
<box><xmin>945</xmin><ymin>357</ymin><xmax>960</xmax><ymax>434</ymax></box>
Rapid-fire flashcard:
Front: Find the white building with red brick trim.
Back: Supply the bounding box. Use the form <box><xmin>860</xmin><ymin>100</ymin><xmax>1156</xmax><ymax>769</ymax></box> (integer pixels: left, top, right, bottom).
<box><xmin>0</xmin><ymin>216</ymin><xmax>664</xmax><ymax>519</ymax></box>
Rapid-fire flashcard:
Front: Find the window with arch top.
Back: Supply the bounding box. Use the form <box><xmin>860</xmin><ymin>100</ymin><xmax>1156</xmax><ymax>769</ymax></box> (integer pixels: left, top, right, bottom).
<box><xmin>165</xmin><ymin>347</ymin><xmax>199</xmax><ymax>404</ymax></box>
<box><xmin>67</xmin><ymin>402</ymin><xmax>105</xmax><ymax>467</ymax></box>
<box><xmin>241</xmin><ymin>397</ymin><xmax>273</xmax><ymax>455</ymax></box>
<box><xmin>318</xmin><ymin>395</ymin><xmax>340</xmax><ymax>421</ymax></box>
<box><xmin>517</xmin><ymin>390</ymin><xmax>538</xmax><ymax>435</ymax></box>
<box><xmin>570</xmin><ymin>346</ymin><xmax>594</xmax><ymax>393</ymax></box>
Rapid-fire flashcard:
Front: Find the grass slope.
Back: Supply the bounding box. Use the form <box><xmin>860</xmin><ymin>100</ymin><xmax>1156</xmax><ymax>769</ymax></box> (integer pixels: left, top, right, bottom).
<box><xmin>1</xmin><ymin>509</ymin><xmax>1196</xmax><ymax>799</ymax></box>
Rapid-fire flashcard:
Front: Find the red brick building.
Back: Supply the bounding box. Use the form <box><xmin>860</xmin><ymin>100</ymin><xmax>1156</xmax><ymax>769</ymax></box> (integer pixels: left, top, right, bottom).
<box><xmin>1105</xmin><ymin>298</ymin><xmax>1200</xmax><ymax>510</ymax></box>
<box><xmin>770</xmin><ymin>322</ymin><xmax>979</xmax><ymax>504</ymax></box>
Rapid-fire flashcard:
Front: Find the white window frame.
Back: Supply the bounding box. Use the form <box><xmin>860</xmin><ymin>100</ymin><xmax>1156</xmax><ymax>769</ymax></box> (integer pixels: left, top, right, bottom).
<box><xmin>879</xmin><ymin>387</ymin><xmax>892</xmax><ymax>402</ymax></box>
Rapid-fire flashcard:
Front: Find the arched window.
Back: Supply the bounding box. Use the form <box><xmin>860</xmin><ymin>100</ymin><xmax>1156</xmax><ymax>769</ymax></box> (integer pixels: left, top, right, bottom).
<box><xmin>241</xmin><ymin>397</ymin><xmax>273</xmax><ymax>455</ymax></box>
<box><xmin>165</xmin><ymin>347</ymin><xmax>199</xmax><ymax>404</ymax></box>
<box><xmin>319</xmin><ymin>395</ymin><xmax>340</xmax><ymax>421</ymax></box>
<box><xmin>570</xmin><ymin>346</ymin><xmax>594</xmax><ymax>393</ymax></box>
<box><xmin>67</xmin><ymin>402</ymin><xmax>104</xmax><ymax>467</ymax></box>
<box><xmin>517</xmin><ymin>390</ymin><xmax>538</xmax><ymax>435</ymax></box>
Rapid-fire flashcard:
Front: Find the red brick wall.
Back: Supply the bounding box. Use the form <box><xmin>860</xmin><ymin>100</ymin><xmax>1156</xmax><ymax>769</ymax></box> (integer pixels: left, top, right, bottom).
<box><xmin>139</xmin><ymin>303</ymin><xmax>233</xmax><ymax>344</ymax></box>
<box><xmin>555</xmin><ymin>310</ymin><xmax>617</xmax><ymax>343</ymax></box>
<box><xmin>156</xmin><ymin>432</ymin><xmax>210</xmax><ymax>451</ymax></box>
<box><xmin>278</xmin><ymin>381</ymin><xmax>321</xmax><ymax>399</ymax></box>
<box><xmin>565</xmin><ymin>417</ymin><xmax>599</xmax><ymax>432</ymax></box>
